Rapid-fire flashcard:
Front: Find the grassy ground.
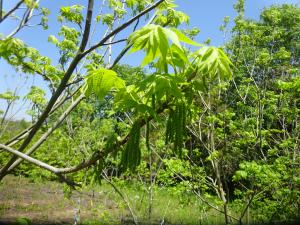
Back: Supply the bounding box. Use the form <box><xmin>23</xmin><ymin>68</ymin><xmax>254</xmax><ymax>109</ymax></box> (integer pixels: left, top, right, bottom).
<box><xmin>1</xmin><ymin>176</ymin><xmax>300</xmax><ymax>225</ymax></box>
<box><xmin>0</xmin><ymin>175</ymin><xmax>225</xmax><ymax>225</ymax></box>
<box><xmin>0</xmin><ymin>175</ymin><xmax>117</xmax><ymax>224</ymax></box>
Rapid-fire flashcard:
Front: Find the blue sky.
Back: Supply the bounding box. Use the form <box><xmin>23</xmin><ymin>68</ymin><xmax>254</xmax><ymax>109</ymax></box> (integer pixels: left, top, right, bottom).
<box><xmin>0</xmin><ymin>0</ymin><xmax>299</xmax><ymax>120</ymax></box>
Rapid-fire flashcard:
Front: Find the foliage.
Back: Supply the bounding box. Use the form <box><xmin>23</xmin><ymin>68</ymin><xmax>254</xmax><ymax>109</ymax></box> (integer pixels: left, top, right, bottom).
<box><xmin>0</xmin><ymin>1</ymin><xmax>299</xmax><ymax>225</ymax></box>
<box><xmin>83</xmin><ymin>67</ymin><xmax>125</xmax><ymax>100</ymax></box>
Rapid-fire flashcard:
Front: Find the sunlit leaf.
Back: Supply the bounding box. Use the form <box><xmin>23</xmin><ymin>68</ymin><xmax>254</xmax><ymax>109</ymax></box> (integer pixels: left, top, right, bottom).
<box><xmin>83</xmin><ymin>68</ymin><xmax>125</xmax><ymax>100</ymax></box>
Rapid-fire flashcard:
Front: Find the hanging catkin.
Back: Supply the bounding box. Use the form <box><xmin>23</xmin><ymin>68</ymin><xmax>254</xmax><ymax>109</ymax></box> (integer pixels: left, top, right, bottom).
<box><xmin>146</xmin><ymin>119</ymin><xmax>150</xmax><ymax>151</ymax></box>
<box><xmin>121</xmin><ymin>121</ymin><xmax>141</xmax><ymax>171</ymax></box>
<box><xmin>165</xmin><ymin>102</ymin><xmax>187</xmax><ymax>157</ymax></box>
<box><xmin>165</xmin><ymin>109</ymin><xmax>175</xmax><ymax>144</ymax></box>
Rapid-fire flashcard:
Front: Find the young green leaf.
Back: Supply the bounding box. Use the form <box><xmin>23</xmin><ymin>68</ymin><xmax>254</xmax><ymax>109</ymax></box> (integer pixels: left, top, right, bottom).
<box><xmin>128</xmin><ymin>25</ymin><xmax>201</xmax><ymax>67</ymax></box>
<box><xmin>83</xmin><ymin>68</ymin><xmax>125</xmax><ymax>100</ymax></box>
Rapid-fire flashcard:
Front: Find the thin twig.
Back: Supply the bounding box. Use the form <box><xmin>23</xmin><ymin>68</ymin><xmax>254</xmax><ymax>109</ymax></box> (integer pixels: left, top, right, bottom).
<box><xmin>0</xmin><ymin>0</ymin><xmax>24</xmax><ymax>23</ymax></box>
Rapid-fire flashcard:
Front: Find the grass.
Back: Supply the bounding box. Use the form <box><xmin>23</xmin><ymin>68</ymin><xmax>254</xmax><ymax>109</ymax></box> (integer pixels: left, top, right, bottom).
<box><xmin>0</xmin><ymin>175</ymin><xmax>230</xmax><ymax>225</ymax></box>
<box><xmin>1</xmin><ymin>176</ymin><xmax>300</xmax><ymax>225</ymax></box>
<box><xmin>15</xmin><ymin>217</ymin><xmax>31</xmax><ymax>225</ymax></box>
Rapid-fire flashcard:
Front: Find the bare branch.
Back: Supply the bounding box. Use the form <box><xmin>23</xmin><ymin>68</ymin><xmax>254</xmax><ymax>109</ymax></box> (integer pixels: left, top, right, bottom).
<box><xmin>111</xmin><ymin>44</ymin><xmax>132</xmax><ymax>67</ymax></box>
<box><xmin>0</xmin><ymin>0</ymin><xmax>95</xmax><ymax>181</ymax></box>
<box><xmin>0</xmin><ymin>143</ymin><xmax>104</xmax><ymax>175</ymax></box>
<box><xmin>0</xmin><ymin>0</ymin><xmax>25</xmax><ymax>23</ymax></box>
<box><xmin>3</xmin><ymin>86</ymin><xmax>81</xmax><ymax>148</ymax></box>
<box><xmin>102</xmin><ymin>38</ymin><xmax>127</xmax><ymax>46</ymax></box>
<box><xmin>6</xmin><ymin>94</ymin><xmax>85</xmax><ymax>173</ymax></box>
<box><xmin>7</xmin><ymin>0</ymin><xmax>39</xmax><ymax>38</ymax></box>
<box><xmin>0</xmin><ymin>144</ymin><xmax>61</xmax><ymax>173</ymax></box>
<box><xmin>0</xmin><ymin>143</ymin><xmax>81</xmax><ymax>188</ymax></box>
<box><xmin>102</xmin><ymin>171</ymin><xmax>138</xmax><ymax>225</ymax></box>
<box><xmin>79</xmin><ymin>0</ymin><xmax>94</xmax><ymax>52</ymax></box>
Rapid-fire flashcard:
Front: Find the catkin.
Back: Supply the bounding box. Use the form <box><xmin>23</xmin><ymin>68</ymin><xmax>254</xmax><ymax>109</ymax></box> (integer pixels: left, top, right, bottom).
<box><xmin>151</xmin><ymin>94</ymin><xmax>156</xmax><ymax>111</ymax></box>
<box><xmin>121</xmin><ymin>121</ymin><xmax>141</xmax><ymax>171</ymax></box>
<box><xmin>165</xmin><ymin>102</ymin><xmax>187</xmax><ymax>157</ymax></box>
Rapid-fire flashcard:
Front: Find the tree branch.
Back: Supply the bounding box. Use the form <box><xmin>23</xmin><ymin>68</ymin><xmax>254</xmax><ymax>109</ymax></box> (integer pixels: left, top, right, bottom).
<box><xmin>0</xmin><ymin>144</ymin><xmax>81</xmax><ymax>188</ymax></box>
<box><xmin>0</xmin><ymin>0</ymin><xmax>24</xmax><ymax>23</ymax></box>
<box><xmin>0</xmin><ymin>144</ymin><xmax>61</xmax><ymax>173</ymax></box>
<box><xmin>0</xmin><ymin>143</ymin><xmax>104</xmax><ymax>175</ymax></box>
<box><xmin>7</xmin><ymin>0</ymin><xmax>39</xmax><ymax>38</ymax></box>
<box><xmin>6</xmin><ymin>94</ymin><xmax>85</xmax><ymax>173</ymax></box>
<box><xmin>79</xmin><ymin>0</ymin><xmax>94</xmax><ymax>52</ymax></box>
<box><xmin>102</xmin><ymin>38</ymin><xmax>127</xmax><ymax>46</ymax></box>
<box><xmin>3</xmin><ymin>86</ymin><xmax>81</xmax><ymax>148</ymax></box>
<box><xmin>0</xmin><ymin>0</ymin><xmax>164</xmax><ymax>180</ymax></box>
<box><xmin>0</xmin><ymin>0</ymin><xmax>95</xmax><ymax>180</ymax></box>
<box><xmin>82</xmin><ymin>0</ymin><xmax>165</xmax><ymax>57</ymax></box>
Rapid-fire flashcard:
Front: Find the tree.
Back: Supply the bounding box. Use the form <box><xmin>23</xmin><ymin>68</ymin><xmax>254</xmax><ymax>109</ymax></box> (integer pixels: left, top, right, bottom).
<box><xmin>224</xmin><ymin>2</ymin><xmax>300</xmax><ymax>223</ymax></box>
<box><xmin>2</xmin><ymin>1</ymin><xmax>299</xmax><ymax>224</ymax></box>
<box><xmin>0</xmin><ymin>0</ymin><xmax>231</xmax><ymax>187</ymax></box>
<box><xmin>0</xmin><ymin>0</ymin><xmax>174</xmax><ymax>181</ymax></box>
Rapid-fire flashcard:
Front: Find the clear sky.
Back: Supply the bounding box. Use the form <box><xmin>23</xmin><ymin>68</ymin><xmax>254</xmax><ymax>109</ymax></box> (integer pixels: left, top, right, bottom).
<box><xmin>0</xmin><ymin>0</ymin><xmax>299</xmax><ymax>121</ymax></box>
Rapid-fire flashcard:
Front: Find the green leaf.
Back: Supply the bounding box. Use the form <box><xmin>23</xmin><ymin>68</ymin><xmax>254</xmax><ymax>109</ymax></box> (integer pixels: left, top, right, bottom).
<box><xmin>162</xmin><ymin>28</ymin><xmax>181</xmax><ymax>49</ymax></box>
<box><xmin>192</xmin><ymin>46</ymin><xmax>233</xmax><ymax>80</ymax></box>
<box><xmin>167</xmin><ymin>44</ymin><xmax>189</xmax><ymax>68</ymax></box>
<box><xmin>48</xmin><ymin>35</ymin><xmax>59</xmax><ymax>45</ymax></box>
<box><xmin>138</xmin><ymin>74</ymin><xmax>183</xmax><ymax>101</ymax></box>
<box><xmin>25</xmin><ymin>86</ymin><xmax>46</xmax><ymax>106</ymax></box>
<box><xmin>0</xmin><ymin>91</ymin><xmax>19</xmax><ymax>101</ymax></box>
<box><xmin>83</xmin><ymin>68</ymin><xmax>125</xmax><ymax>100</ymax></box>
<box><xmin>128</xmin><ymin>25</ymin><xmax>199</xmax><ymax>67</ymax></box>
<box><xmin>233</xmin><ymin>170</ymin><xmax>248</xmax><ymax>181</ymax></box>
<box><xmin>60</xmin><ymin>5</ymin><xmax>84</xmax><ymax>24</ymax></box>
<box><xmin>171</xmin><ymin>28</ymin><xmax>201</xmax><ymax>46</ymax></box>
